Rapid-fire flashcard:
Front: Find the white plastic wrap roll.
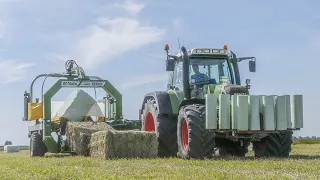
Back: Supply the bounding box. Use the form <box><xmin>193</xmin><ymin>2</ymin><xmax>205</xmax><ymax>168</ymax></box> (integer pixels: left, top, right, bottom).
<box><xmin>52</xmin><ymin>89</ymin><xmax>104</xmax><ymax>122</ymax></box>
<box><xmin>4</xmin><ymin>145</ymin><xmax>20</xmax><ymax>153</ymax></box>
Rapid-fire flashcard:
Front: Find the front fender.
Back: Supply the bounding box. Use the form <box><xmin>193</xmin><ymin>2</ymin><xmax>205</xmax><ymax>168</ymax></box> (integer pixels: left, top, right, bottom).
<box><xmin>140</xmin><ymin>91</ymin><xmax>174</xmax><ymax>115</ymax></box>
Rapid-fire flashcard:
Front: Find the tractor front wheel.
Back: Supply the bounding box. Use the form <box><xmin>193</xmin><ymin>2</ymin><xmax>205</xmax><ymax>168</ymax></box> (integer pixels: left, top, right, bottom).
<box><xmin>142</xmin><ymin>98</ymin><xmax>178</xmax><ymax>157</ymax></box>
<box><xmin>177</xmin><ymin>104</ymin><xmax>216</xmax><ymax>159</ymax></box>
<box><xmin>30</xmin><ymin>132</ymin><xmax>46</xmax><ymax>157</ymax></box>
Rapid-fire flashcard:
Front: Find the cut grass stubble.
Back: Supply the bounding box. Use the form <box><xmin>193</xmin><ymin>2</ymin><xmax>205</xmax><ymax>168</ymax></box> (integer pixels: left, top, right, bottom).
<box><xmin>1</xmin><ymin>144</ymin><xmax>320</xmax><ymax>179</ymax></box>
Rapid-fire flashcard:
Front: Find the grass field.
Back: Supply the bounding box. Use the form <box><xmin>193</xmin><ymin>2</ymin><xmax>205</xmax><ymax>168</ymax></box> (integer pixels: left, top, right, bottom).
<box><xmin>0</xmin><ymin>143</ymin><xmax>319</xmax><ymax>179</ymax></box>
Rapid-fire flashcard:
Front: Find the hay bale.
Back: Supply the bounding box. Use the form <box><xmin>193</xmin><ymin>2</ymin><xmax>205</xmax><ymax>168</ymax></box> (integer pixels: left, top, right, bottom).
<box><xmin>89</xmin><ymin>130</ymin><xmax>158</xmax><ymax>159</ymax></box>
<box><xmin>66</xmin><ymin>122</ymin><xmax>114</xmax><ymax>156</ymax></box>
<box><xmin>4</xmin><ymin>145</ymin><xmax>20</xmax><ymax>153</ymax></box>
<box><xmin>66</xmin><ymin>122</ymin><xmax>114</xmax><ymax>132</ymax></box>
<box><xmin>89</xmin><ymin>131</ymin><xmax>114</xmax><ymax>159</ymax></box>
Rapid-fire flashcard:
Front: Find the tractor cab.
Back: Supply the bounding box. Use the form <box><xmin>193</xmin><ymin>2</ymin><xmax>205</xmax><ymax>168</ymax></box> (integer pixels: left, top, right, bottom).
<box><xmin>172</xmin><ymin>56</ymin><xmax>233</xmax><ymax>99</ymax></box>
<box><xmin>165</xmin><ymin>44</ymin><xmax>257</xmax><ymax>99</ymax></box>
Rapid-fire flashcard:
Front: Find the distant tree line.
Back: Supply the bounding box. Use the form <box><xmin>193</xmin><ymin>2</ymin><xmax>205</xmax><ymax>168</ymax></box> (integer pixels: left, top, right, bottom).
<box><xmin>4</xmin><ymin>141</ymin><xmax>12</xmax><ymax>145</ymax></box>
<box><xmin>293</xmin><ymin>136</ymin><xmax>320</xmax><ymax>140</ymax></box>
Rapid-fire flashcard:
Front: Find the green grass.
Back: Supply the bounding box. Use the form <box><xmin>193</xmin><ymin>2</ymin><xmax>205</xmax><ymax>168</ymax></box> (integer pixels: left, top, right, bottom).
<box><xmin>0</xmin><ymin>144</ymin><xmax>320</xmax><ymax>180</ymax></box>
<box><xmin>292</xmin><ymin>139</ymin><xmax>320</xmax><ymax>145</ymax></box>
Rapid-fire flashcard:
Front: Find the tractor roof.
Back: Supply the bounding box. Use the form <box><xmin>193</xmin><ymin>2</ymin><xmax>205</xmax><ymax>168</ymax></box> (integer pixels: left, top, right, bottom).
<box><xmin>174</xmin><ymin>48</ymin><xmax>232</xmax><ymax>58</ymax></box>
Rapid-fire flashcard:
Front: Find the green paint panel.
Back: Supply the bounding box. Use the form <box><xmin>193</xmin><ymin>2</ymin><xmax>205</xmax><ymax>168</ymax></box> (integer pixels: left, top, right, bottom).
<box><xmin>291</xmin><ymin>95</ymin><xmax>303</xmax><ymax>128</ymax></box>
<box><xmin>214</xmin><ymin>85</ymin><xmax>223</xmax><ymax>100</ymax></box>
<box><xmin>285</xmin><ymin>95</ymin><xmax>292</xmax><ymax>128</ymax></box>
<box><xmin>231</xmin><ymin>95</ymin><xmax>238</xmax><ymax>129</ymax></box>
<box><xmin>203</xmin><ymin>84</ymin><xmax>216</xmax><ymax>95</ymax></box>
<box><xmin>44</xmin><ymin>136</ymin><xmax>58</xmax><ymax>153</ymax></box>
<box><xmin>248</xmin><ymin>95</ymin><xmax>260</xmax><ymax>130</ymax></box>
<box><xmin>219</xmin><ymin>94</ymin><xmax>230</xmax><ymax>129</ymax></box>
<box><xmin>167</xmin><ymin>89</ymin><xmax>184</xmax><ymax>114</ymax></box>
<box><xmin>275</xmin><ymin>95</ymin><xmax>287</xmax><ymax>130</ymax></box>
<box><xmin>205</xmin><ymin>94</ymin><xmax>217</xmax><ymax>129</ymax></box>
<box><xmin>262</xmin><ymin>95</ymin><xmax>275</xmax><ymax>130</ymax></box>
<box><xmin>236</xmin><ymin>95</ymin><xmax>249</xmax><ymax>130</ymax></box>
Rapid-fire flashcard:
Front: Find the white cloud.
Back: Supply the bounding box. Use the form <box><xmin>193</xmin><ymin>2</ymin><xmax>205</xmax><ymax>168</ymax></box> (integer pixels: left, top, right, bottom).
<box><xmin>119</xmin><ymin>73</ymin><xmax>168</xmax><ymax>88</ymax></box>
<box><xmin>0</xmin><ymin>20</ymin><xmax>4</xmax><ymax>40</ymax></box>
<box><xmin>172</xmin><ymin>17</ymin><xmax>183</xmax><ymax>30</ymax></box>
<box><xmin>0</xmin><ymin>59</ymin><xmax>35</xmax><ymax>84</ymax></box>
<box><xmin>0</xmin><ymin>0</ymin><xmax>22</xmax><ymax>3</ymax></box>
<box><xmin>172</xmin><ymin>17</ymin><xmax>184</xmax><ymax>37</ymax></box>
<box><xmin>48</xmin><ymin>2</ymin><xmax>165</xmax><ymax>70</ymax></box>
<box><xmin>113</xmin><ymin>0</ymin><xmax>145</xmax><ymax>15</ymax></box>
<box><xmin>0</xmin><ymin>7</ymin><xmax>8</xmax><ymax>44</ymax></box>
<box><xmin>0</xmin><ymin>0</ymin><xmax>22</xmax><ymax>2</ymax></box>
<box><xmin>0</xmin><ymin>0</ymin><xmax>34</xmax><ymax>84</ymax></box>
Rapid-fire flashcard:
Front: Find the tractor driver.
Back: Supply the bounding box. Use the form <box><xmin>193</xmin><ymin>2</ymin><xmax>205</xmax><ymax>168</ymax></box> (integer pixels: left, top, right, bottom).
<box><xmin>191</xmin><ymin>64</ymin><xmax>209</xmax><ymax>84</ymax></box>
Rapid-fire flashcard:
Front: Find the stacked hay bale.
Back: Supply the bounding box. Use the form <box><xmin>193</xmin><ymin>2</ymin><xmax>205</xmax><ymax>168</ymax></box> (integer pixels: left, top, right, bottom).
<box><xmin>90</xmin><ymin>130</ymin><xmax>158</xmax><ymax>159</ymax></box>
<box><xmin>66</xmin><ymin>122</ymin><xmax>114</xmax><ymax>156</ymax></box>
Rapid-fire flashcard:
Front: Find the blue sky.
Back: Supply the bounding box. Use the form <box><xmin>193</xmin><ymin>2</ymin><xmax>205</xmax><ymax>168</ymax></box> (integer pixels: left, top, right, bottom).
<box><xmin>0</xmin><ymin>0</ymin><xmax>319</xmax><ymax>145</ymax></box>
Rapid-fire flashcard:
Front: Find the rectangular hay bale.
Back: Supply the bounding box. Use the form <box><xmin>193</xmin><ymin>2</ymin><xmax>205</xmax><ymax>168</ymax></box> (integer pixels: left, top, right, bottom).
<box><xmin>66</xmin><ymin>122</ymin><xmax>114</xmax><ymax>156</ymax></box>
<box><xmin>89</xmin><ymin>131</ymin><xmax>114</xmax><ymax>159</ymax></box>
<box><xmin>89</xmin><ymin>130</ymin><xmax>158</xmax><ymax>159</ymax></box>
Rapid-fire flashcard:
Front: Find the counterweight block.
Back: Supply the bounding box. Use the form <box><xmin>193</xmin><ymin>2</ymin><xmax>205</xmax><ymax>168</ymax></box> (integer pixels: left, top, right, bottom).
<box><xmin>205</xmin><ymin>94</ymin><xmax>303</xmax><ymax>132</ymax></box>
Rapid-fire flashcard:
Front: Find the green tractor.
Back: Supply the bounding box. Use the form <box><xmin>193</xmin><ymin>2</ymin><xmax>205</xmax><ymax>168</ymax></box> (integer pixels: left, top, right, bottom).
<box><xmin>139</xmin><ymin>44</ymin><xmax>303</xmax><ymax>159</ymax></box>
<box><xmin>23</xmin><ymin>60</ymin><xmax>141</xmax><ymax>157</ymax></box>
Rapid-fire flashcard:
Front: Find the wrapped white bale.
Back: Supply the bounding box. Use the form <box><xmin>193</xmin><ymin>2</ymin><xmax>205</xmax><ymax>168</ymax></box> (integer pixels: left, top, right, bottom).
<box><xmin>4</xmin><ymin>145</ymin><xmax>20</xmax><ymax>153</ymax></box>
<box><xmin>51</xmin><ymin>101</ymin><xmax>107</xmax><ymax>120</ymax></box>
<box><xmin>51</xmin><ymin>101</ymin><xmax>64</xmax><ymax>119</ymax></box>
<box><xmin>52</xmin><ymin>89</ymin><xmax>104</xmax><ymax>122</ymax></box>
<box><xmin>90</xmin><ymin>130</ymin><xmax>158</xmax><ymax>159</ymax></box>
<box><xmin>66</xmin><ymin>122</ymin><xmax>114</xmax><ymax>156</ymax></box>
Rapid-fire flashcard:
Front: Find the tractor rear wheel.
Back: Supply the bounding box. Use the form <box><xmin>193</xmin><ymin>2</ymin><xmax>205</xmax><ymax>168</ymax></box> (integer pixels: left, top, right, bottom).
<box><xmin>142</xmin><ymin>98</ymin><xmax>178</xmax><ymax>157</ymax></box>
<box><xmin>30</xmin><ymin>132</ymin><xmax>46</xmax><ymax>157</ymax></box>
<box><xmin>177</xmin><ymin>104</ymin><xmax>216</xmax><ymax>159</ymax></box>
<box><xmin>252</xmin><ymin>131</ymin><xmax>293</xmax><ymax>158</ymax></box>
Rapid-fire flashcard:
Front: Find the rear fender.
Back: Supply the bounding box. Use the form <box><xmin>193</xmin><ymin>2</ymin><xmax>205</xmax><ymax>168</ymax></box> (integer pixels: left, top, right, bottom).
<box><xmin>178</xmin><ymin>99</ymin><xmax>205</xmax><ymax>111</ymax></box>
<box><xmin>140</xmin><ymin>91</ymin><xmax>174</xmax><ymax>116</ymax></box>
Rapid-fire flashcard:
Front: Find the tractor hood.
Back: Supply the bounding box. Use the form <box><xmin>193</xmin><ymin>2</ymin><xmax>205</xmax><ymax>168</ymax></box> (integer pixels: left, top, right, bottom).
<box><xmin>220</xmin><ymin>84</ymin><xmax>249</xmax><ymax>95</ymax></box>
<box><xmin>202</xmin><ymin>84</ymin><xmax>249</xmax><ymax>100</ymax></box>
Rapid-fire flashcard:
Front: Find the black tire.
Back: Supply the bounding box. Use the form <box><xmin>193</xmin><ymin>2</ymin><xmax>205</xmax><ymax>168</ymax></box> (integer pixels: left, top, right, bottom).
<box><xmin>30</xmin><ymin>132</ymin><xmax>46</xmax><ymax>157</ymax></box>
<box><xmin>177</xmin><ymin>104</ymin><xmax>216</xmax><ymax>159</ymax></box>
<box><xmin>252</xmin><ymin>131</ymin><xmax>293</xmax><ymax>158</ymax></box>
<box><xmin>217</xmin><ymin>140</ymin><xmax>250</xmax><ymax>157</ymax></box>
<box><xmin>142</xmin><ymin>98</ymin><xmax>178</xmax><ymax>157</ymax></box>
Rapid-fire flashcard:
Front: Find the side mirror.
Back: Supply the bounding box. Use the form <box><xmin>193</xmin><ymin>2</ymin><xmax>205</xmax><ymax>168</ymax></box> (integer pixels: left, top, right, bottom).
<box><xmin>245</xmin><ymin>79</ymin><xmax>251</xmax><ymax>89</ymax></box>
<box><xmin>166</xmin><ymin>59</ymin><xmax>175</xmax><ymax>71</ymax></box>
<box><xmin>249</xmin><ymin>60</ymin><xmax>256</xmax><ymax>72</ymax></box>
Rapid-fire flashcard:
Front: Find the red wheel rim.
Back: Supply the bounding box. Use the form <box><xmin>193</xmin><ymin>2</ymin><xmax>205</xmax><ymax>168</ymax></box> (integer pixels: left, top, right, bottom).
<box><xmin>145</xmin><ymin>112</ymin><xmax>155</xmax><ymax>132</ymax></box>
<box><xmin>182</xmin><ymin>119</ymin><xmax>188</xmax><ymax>150</ymax></box>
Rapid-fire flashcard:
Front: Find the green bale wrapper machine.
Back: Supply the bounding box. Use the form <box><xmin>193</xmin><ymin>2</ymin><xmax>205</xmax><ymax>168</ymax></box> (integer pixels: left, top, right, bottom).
<box><xmin>23</xmin><ymin>60</ymin><xmax>141</xmax><ymax>157</ymax></box>
<box><xmin>139</xmin><ymin>44</ymin><xmax>304</xmax><ymax>159</ymax></box>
